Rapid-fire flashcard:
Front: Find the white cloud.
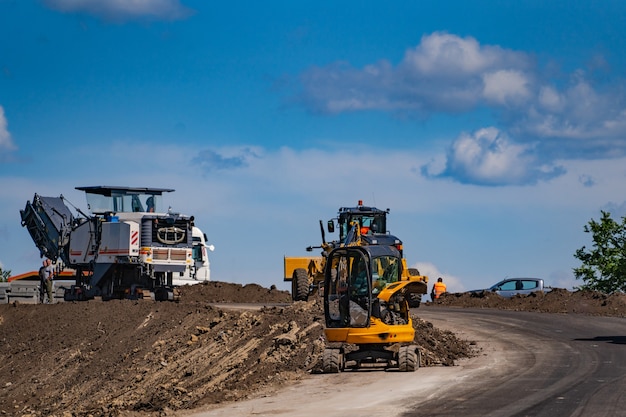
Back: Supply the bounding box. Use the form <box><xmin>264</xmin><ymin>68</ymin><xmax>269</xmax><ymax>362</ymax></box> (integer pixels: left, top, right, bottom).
<box><xmin>538</xmin><ymin>86</ymin><xmax>563</xmax><ymax>111</ymax></box>
<box><xmin>482</xmin><ymin>70</ymin><xmax>532</xmax><ymax>105</ymax></box>
<box><xmin>296</xmin><ymin>32</ymin><xmax>534</xmax><ymax>115</ymax></box>
<box><xmin>43</xmin><ymin>0</ymin><xmax>194</xmax><ymax>21</ymax></box>
<box><xmin>401</xmin><ymin>32</ymin><xmax>530</xmax><ymax>77</ymax></box>
<box><xmin>424</xmin><ymin>127</ymin><xmax>565</xmax><ymax>185</ymax></box>
<box><xmin>521</xmin><ymin>75</ymin><xmax>626</xmax><ymax>144</ymax></box>
<box><xmin>0</xmin><ymin>106</ymin><xmax>16</xmax><ymax>155</ymax></box>
<box><xmin>451</xmin><ymin>128</ymin><xmax>532</xmax><ymax>181</ymax></box>
<box><xmin>412</xmin><ymin>261</ymin><xmax>465</xmax><ymax>294</ymax></box>
<box><xmin>293</xmin><ymin>32</ymin><xmax>626</xmax><ymax>185</ymax></box>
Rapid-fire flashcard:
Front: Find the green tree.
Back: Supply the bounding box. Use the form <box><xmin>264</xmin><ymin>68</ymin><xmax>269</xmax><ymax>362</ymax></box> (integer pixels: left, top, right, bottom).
<box><xmin>0</xmin><ymin>267</ymin><xmax>10</xmax><ymax>282</ymax></box>
<box><xmin>573</xmin><ymin>210</ymin><xmax>626</xmax><ymax>293</ymax></box>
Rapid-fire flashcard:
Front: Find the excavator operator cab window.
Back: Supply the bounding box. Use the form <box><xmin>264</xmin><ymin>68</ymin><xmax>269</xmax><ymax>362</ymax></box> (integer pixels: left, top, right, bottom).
<box><xmin>372</xmin><ymin>255</ymin><xmax>400</xmax><ymax>293</ymax></box>
<box><xmin>325</xmin><ymin>250</ymin><xmax>371</xmax><ymax>328</ymax></box>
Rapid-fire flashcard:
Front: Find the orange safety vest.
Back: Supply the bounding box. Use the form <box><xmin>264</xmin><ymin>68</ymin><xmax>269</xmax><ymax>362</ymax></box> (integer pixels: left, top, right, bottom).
<box><xmin>433</xmin><ymin>282</ymin><xmax>447</xmax><ymax>299</ymax></box>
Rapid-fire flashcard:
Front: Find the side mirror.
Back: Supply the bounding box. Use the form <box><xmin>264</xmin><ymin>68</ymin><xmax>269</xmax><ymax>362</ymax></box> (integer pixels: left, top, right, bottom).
<box><xmin>327</xmin><ymin>220</ymin><xmax>335</xmax><ymax>233</ymax></box>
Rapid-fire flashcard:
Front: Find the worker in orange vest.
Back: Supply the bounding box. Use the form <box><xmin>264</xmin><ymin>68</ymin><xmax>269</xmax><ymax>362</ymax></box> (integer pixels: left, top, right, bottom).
<box><xmin>431</xmin><ymin>277</ymin><xmax>447</xmax><ymax>301</ymax></box>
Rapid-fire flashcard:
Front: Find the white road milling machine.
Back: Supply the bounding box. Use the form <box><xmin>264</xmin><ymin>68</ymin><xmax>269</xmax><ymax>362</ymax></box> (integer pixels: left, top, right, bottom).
<box><xmin>20</xmin><ymin>186</ymin><xmax>205</xmax><ymax>301</ymax></box>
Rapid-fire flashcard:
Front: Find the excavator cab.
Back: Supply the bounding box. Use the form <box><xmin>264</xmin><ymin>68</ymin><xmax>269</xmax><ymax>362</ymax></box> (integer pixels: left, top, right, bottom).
<box><xmin>322</xmin><ymin>245</ymin><xmax>422</xmax><ymax>373</ymax></box>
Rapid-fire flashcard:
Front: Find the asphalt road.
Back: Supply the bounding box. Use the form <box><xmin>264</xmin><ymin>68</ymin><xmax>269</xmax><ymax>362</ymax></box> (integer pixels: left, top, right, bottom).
<box><xmin>407</xmin><ymin>308</ymin><xmax>626</xmax><ymax>417</ymax></box>
<box><xmin>191</xmin><ymin>307</ymin><xmax>626</xmax><ymax>417</ymax></box>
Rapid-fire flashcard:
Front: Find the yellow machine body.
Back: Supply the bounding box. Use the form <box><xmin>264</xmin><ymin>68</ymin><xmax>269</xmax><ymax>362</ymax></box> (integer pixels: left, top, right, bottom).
<box><xmin>324</xmin><ymin>279</ymin><xmax>423</xmax><ymax>344</ymax></box>
<box><xmin>321</xmin><ymin>245</ymin><xmax>424</xmax><ymax>372</ymax></box>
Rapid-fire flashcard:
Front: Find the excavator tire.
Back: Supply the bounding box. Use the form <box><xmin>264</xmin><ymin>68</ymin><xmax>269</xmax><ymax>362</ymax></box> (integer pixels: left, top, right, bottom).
<box><xmin>407</xmin><ymin>268</ymin><xmax>422</xmax><ymax>308</ymax></box>
<box><xmin>292</xmin><ymin>268</ymin><xmax>310</xmax><ymax>302</ymax></box>
<box><xmin>398</xmin><ymin>345</ymin><xmax>418</xmax><ymax>372</ymax></box>
<box><xmin>322</xmin><ymin>348</ymin><xmax>343</xmax><ymax>373</ymax></box>
<box><xmin>408</xmin><ymin>294</ymin><xmax>421</xmax><ymax>308</ymax></box>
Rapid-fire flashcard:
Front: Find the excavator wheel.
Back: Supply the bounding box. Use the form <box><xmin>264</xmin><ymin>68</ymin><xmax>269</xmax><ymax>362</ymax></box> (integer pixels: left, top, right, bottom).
<box><xmin>398</xmin><ymin>345</ymin><xmax>419</xmax><ymax>372</ymax></box>
<box><xmin>408</xmin><ymin>294</ymin><xmax>421</xmax><ymax>308</ymax></box>
<box><xmin>407</xmin><ymin>268</ymin><xmax>422</xmax><ymax>308</ymax></box>
<box><xmin>292</xmin><ymin>268</ymin><xmax>310</xmax><ymax>302</ymax></box>
<box><xmin>322</xmin><ymin>348</ymin><xmax>343</xmax><ymax>373</ymax></box>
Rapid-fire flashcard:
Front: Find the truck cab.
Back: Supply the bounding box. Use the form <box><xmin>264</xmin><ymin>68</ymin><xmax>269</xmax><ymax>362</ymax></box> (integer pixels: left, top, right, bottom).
<box><xmin>173</xmin><ymin>226</ymin><xmax>215</xmax><ymax>286</ymax></box>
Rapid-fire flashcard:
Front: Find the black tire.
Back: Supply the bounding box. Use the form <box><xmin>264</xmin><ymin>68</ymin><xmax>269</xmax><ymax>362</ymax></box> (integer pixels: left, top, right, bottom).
<box><xmin>398</xmin><ymin>345</ymin><xmax>418</xmax><ymax>372</ymax></box>
<box><xmin>415</xmin><ymin>346</ymin><xmax>422</xmax><ymax>369</ymax></box>
<box><xmin>100</xmin><ymin>278</ymin><xmax>114</xmax><ymax>301</ymax></box>
<box><xmin>407</xmin><ymin>268</ymin><xmax>422</xmax><ymax>308</ymax></box>
<box><xmin>408</xmin><ymin>293</ymin><xmax>421</xmax><ymax>308</ymax></box>
<box><xmin>322</xmin><ymin>348</ymin><xmax>343</xmax><ymax>373</ymax></box>
<box><xmin>292</xmin><ymin>268</ymin><xmax>310</xmax><ymax>302</ymax></box>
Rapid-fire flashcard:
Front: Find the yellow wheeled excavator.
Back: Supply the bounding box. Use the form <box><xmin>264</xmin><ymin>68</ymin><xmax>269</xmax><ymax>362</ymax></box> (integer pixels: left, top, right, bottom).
<box><xmin>321</xmin><ymin>244</ymin><xmax>425</xmax><ymax>372</ymax></box>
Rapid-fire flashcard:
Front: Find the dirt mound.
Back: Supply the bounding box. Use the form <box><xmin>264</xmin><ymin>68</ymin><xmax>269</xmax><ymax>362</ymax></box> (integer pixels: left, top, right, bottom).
<box><xmin>0</xmin><ymin>282</ymin><xmax>473</xmax><ymax>417</ymax></box>
<box><xmin>177</xmin><ymin>281</ymin><xmax>293</xmax><ymax>304</ymax></box>
<box><xmin>432</xmin><ymin>288</ymin><xmax>626</xmax><ymax>317</ymax></box>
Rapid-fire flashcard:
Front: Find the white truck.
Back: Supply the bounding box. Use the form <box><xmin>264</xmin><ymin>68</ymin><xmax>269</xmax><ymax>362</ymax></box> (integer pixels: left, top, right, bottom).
<box><xmin>173</xmin><ymin>226</ymin><xmax>215</xmax><ymax>286</ymax></box>
<box><xmin>19</xmin><ymin>186</ymin><xmax>214</xmax><ymax>301</ymax></box>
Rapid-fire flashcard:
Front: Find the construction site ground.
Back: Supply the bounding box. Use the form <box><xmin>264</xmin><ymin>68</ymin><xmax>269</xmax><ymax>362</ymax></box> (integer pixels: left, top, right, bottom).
<box><xmin>1</xmin><ymin>282</ymin><xmax>625</xmax><ymax>417</ymax></box>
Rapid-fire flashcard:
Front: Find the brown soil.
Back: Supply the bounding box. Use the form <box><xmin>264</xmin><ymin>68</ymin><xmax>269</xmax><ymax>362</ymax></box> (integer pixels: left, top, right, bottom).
<box><xmin>0</xmin><ymin>282</ymin><xmax>474</xmax><ymax>417</ymax></box>
<box><xmin>431</xmin><ymin>288</ymin><xmax>626</xmax><ymax>317</ymax></box>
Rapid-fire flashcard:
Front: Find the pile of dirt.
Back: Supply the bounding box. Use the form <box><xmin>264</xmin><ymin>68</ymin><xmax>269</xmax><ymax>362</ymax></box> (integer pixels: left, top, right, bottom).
<box><xmin>0</xmin><ymin>282</ymin><xmax>474</xmax><ymax>417</ymax></box>
<box><xmin>431</xmin><ymin>288</ymin><xmax>626</xmax><ymax>317</ymax></box>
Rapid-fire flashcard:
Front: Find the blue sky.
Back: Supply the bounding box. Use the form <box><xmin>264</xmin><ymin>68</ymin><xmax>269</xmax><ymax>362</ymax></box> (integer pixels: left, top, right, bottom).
<box><xmin>2</xmin><ymin>0</ymin><xmax>626</xmax><ymax>293</ymax></box>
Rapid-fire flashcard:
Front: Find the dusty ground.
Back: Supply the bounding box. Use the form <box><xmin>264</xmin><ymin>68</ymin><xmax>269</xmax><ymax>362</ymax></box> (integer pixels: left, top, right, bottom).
<box><xmin>431</xmin><ymin>287</ymin><xmax>626</xmax><ymax>317</ymax></box>
<box><xmin>2</xmin><ymin>283</ymin><xmax>624</xmax><ymax>417</ymax></box>
<box><xmin>0</xmin><ymin>282</ymin><xmax>473</xmax><ymax>417</ymax></box>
